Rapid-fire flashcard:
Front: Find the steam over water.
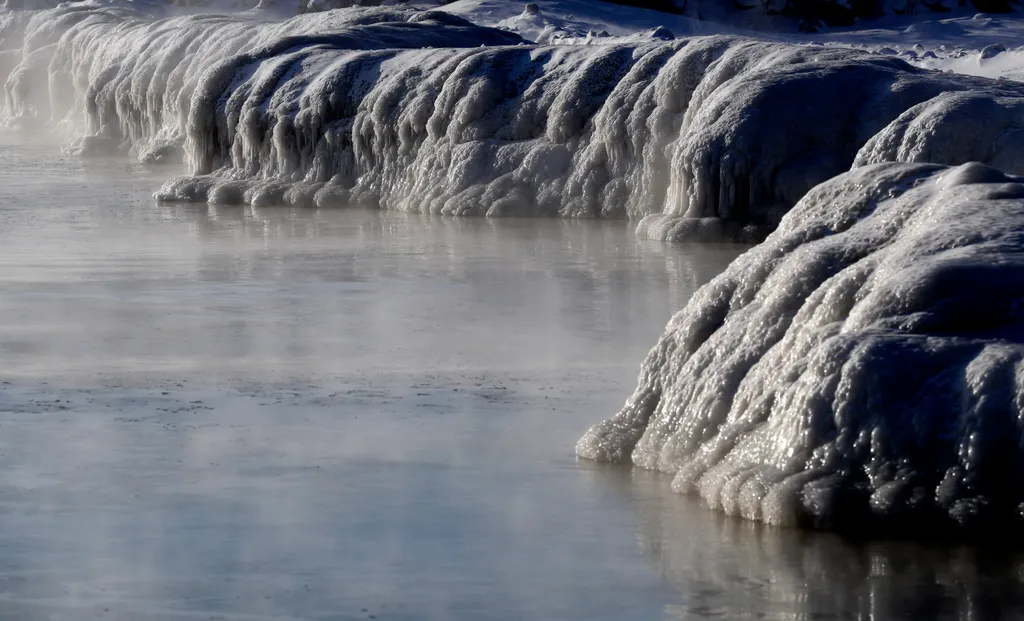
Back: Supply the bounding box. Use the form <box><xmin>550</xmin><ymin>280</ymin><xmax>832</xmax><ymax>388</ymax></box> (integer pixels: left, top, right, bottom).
<box><xmin>3</xmin><ymin>137</ymin><xmax>1024</xmax><ymax>619</ymax></box>
<box><xmin>5</xmin><ymin>0</ymin><xmax>1024</xmax><ymax>613</ymax></box>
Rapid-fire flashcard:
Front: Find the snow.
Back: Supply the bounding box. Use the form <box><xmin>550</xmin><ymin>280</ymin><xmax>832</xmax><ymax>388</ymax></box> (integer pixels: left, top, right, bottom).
<box><xmin>578</xmin><ymin>161</ymin><xmax>1024</xmax><ymax>535</ymax></box>
<box><xmin>811</xmin><ymin>15</ymin><xmax>1024</xmax><ymax>81</ymax></box>
<box><xmin>435</xmin><ymin>0</ymin><xmax>733</xmax><ymax>44</ymax></box>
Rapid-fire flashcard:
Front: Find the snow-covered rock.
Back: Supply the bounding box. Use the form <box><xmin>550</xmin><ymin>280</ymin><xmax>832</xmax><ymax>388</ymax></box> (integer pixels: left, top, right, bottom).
<box><xmin>151</xmin><ymin>34</ymin><xmax>1022</xmax><ymax>227</ymax></box>
<box><xmin>981</xmin><ymin>42</ymin><xmax>1007</xmax><ymax>59</ymax></box>
<box><xmin>578</xmin><ymin>161</ymin><xmax>1024</xmax><ymax>535</ymax></box>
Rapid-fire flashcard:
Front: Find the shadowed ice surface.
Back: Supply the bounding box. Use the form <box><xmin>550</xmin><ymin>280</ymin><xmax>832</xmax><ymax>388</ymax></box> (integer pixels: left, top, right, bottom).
<box><xmin>0</xmin><ymin>137</ymin><xmax>1023</xmax><ymax>619</ymax></box>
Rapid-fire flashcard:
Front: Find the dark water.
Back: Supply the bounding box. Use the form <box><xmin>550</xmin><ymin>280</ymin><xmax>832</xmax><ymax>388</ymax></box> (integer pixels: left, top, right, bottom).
<box><xmin>0</xmin><ymin>138</ymin><xmax>1021</xmax><ymax>620</ymax></box>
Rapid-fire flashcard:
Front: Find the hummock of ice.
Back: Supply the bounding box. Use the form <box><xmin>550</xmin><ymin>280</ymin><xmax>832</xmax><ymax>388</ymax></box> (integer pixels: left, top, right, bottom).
<box><xmin>577</xmin><ymin>161</ymin><xmax>1024</xmax><ymax>535</ymax></box>
<box><xmin>5</xmin><ymin>2</ymin><xmax>1024</xmax><ymax>237</ymax></box>
<box><xmin>127</xmin><ymin>37</ymin><xmax>1024</xmax><ymax>227</ymax></box>
<box><xmin>108</xmin><ymin>36</ymin><xmax>1024</xmax><ymax>227</ymax></box>
<box><xmin>854</xmin><ymin>91</ymin><xmax>1024</xmax><ymax>176</ymax></box>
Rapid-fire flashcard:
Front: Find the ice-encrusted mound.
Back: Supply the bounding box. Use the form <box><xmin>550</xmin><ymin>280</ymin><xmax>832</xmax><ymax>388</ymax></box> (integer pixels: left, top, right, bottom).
<box><xmin>149</xmin><ymin>34</ymin><xmax>1020</xmax><ymax>227</ymax></box>
<box><xmin>1</xmin><ymin>3</ymin><xmax>521</xmax><ymax>150</ymax></box>
<box><xmin>855</xmin><ymin>91</ymin><xmax>1024</xmax><ymax>175</ymax></box>
<box><xmin>632</xmin><ymin>52</ymin><xmax>1024</xmax><ymax>239</ymax></box>
<box><xmin>7</xmin><ymin>2</ymin><xmax>1024</xmax><ymax>234</ymax></box>
<box><xmin>578</xmin><ymin>161</ymin><xmax>1024</xmax><ymax>535</ymax></box>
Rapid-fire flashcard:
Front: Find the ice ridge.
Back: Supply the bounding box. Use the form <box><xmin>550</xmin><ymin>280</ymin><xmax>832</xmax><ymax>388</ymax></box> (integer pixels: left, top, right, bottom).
<box><xmin>5</xmin><ymin>4</ymin><xmax>1024</xmax><ymax>239</ymax></box>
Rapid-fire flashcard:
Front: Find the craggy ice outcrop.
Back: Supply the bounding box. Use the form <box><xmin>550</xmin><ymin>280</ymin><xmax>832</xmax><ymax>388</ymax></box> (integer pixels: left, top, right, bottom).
<box><xmin>5</xmin><ymin>2</ymin><xmax>1024</xmax><ymax>236</ymax></box>
<box><xmin>0</xmin><ymin>4</ymin><xmax>521</xmax><ymax>143</ymax></box>
<box><xmin>854</xmin><ymin>91</ymin><xmax>1024</xmax><ymax>176</ymax></box>
<box><xmin>578</xmin><ymin>161</ymin><xmax>1024</xmax><ymax>535</ymax></box>
<box><xmin>144</xmin><ymin>38</ymin><xmax>1024</xmax><ymax>226</ymax></box>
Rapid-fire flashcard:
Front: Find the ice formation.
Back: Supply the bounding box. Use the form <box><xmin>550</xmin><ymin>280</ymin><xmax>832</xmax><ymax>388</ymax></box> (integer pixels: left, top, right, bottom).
<box><xmin>0</xmin><ymin>4</ymin><xmax>1020</xmax><ymax>231</ymax></box>
<box><xmin>138</xmin><ymin>38</ymin><xmax>1024</xmax><ymax>227</ymax></box>
<box><xmin>3</xmin><ymin>1</ymin><xmax>1024</xmax><ymax>235</ymax></box>
<box><xmin>854</xmin><ymin>91</ymin><xmax>1024</xmax><ymax>175</ymax></box>
<box><xmin>578</xmin><ymin>161</ymin><xmax>1024</xmax><ymax>535</ymax></box>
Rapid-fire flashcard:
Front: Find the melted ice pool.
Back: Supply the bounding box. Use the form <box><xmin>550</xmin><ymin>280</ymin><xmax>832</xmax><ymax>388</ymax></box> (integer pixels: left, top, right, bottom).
<box><xmin>0</xmin><ymin>138</ymin><xmax>1022</xmax><ymax>620</ymax></box>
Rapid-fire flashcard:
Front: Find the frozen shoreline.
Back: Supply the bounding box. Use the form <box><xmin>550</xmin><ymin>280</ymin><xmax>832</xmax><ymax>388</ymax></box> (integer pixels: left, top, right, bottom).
<box><xmin>1</xmin><ymin>2</ymin><xmax>1022</xmax><ymax>239</ymax></box>
<box><xmin>6</xmin><ymin>0</ymin><xmax>1024</xmax><ymax>537</ymax></box>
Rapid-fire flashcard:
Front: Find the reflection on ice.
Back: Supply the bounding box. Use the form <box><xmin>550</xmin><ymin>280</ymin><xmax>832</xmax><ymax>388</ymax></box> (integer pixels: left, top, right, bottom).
<box><xmin>590</xmin><ymin>465</ymin><xmax>1024</xmax><ymax>621</ymax></box>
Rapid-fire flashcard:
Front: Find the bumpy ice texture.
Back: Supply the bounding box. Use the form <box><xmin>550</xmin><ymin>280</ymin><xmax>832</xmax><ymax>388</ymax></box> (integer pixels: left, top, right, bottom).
<box><xmin>5</xmin><ymin>2</ymin><xmax>1024</xmax><ymax>237</ymax></box>
<box><xmin>578</xmin><ymin>161</ymin><xmax>1024</xmax><ymax>534</ymax></box>
<box><xmin>854</xmin><ymin>91</ymin><xmax>1024</xmax><ymax>176</ymax></box>
<box><xmin>137</xmin><ymin>37</ymin><xmax>1024</xmax><ymax>227</ymax></box>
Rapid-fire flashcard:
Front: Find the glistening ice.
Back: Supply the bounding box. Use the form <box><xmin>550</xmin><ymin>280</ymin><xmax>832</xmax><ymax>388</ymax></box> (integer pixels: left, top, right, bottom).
<box><xmin>578</xmin><ymin>162</ymin><xmax>1024</xmax><ymax>535</ymax></box>
<box><xmin>5</xmin><ymin>2</ymin><xmax>1024</xmax><ymax>239</ymax></box>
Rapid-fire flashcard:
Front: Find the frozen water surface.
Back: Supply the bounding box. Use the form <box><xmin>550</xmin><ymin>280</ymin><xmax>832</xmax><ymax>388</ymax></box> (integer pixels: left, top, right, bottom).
<box><xmin>1</xmin><ymin>137</ymin><xmax>1024</xmax><ymax>619</ymax></box>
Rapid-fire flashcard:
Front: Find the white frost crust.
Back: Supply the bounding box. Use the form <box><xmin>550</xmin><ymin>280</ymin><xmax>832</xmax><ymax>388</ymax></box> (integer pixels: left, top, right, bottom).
<box><xmin>151</xmin><ymin>35</ymin><xmax>1024</xmax><ymax>225</ymax></box>
<box><xmin>578</xmin><ymin>161</ymin><xmax>1024</xmax><ymax>533</ymax></box>
<box><xmin>854</xmin><ymin>91</ymin><xmax>1024</xmax><ymax>176</ymax></box>
<box><xmin>4</xmin><ymin>3</ymin><xmax>1024</xmax><ymax>230</ymax></box>
<box><xmin>0</xmin><ymin>4</ymin><xmax>522</xmax><ymax>151</ymax></box>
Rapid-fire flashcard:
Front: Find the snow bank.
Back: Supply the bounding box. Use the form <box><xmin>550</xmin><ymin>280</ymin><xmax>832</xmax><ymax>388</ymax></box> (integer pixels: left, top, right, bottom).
<box><xmin>578</xmin><ymin>161</ymin><xmax>1024</xmax><ymax>535</ymax></box>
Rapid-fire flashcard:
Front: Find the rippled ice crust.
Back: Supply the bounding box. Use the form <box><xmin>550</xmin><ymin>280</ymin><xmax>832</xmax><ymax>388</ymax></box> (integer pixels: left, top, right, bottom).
<box><xmin>854</xmin><ymin>90</ymin><xmax>1024</xmax><ymax>174</ymax></box>
<box><xmin>578</xmin><ymin>161</ymin><xmax>1024</xmax><ymax>535</ymax></box>
<box><xmin>5</xmin><ymin>2</ymin><xmax>1024</xmax><ymax>239</ymax></box>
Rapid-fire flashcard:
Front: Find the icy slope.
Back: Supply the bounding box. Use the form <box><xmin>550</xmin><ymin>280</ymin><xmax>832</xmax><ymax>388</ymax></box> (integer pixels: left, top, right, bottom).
<box><xmin>854</xmin><ymin>91</ymin><xmax>1024</xmax><ymax>174</ymax></box>
<box><xmin>5</xmin><ymin>2</ymin><xmax>1024</xmax><ymax>234</ymax></box>
<box><xmin>152</xmin><ymin>35</ymin><xmax>1024</xmax><ymax>226</ymax></box>
<box><xmin>578</xmin><ymin>161</ymin><xmax>1024</xmax><ymax>534</ymax></box>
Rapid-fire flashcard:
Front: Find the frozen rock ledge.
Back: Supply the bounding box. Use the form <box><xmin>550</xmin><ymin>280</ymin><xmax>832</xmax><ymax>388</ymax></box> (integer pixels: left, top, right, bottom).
<box><xmin>7</xmin><ymin>1</ymin><xmax>1024</xmax><ymax>239</ymax></box>
<box><xmin>578</xmin><ymin>161</ymin><xmax>1024</xmax><ymax>537</ymax></box>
